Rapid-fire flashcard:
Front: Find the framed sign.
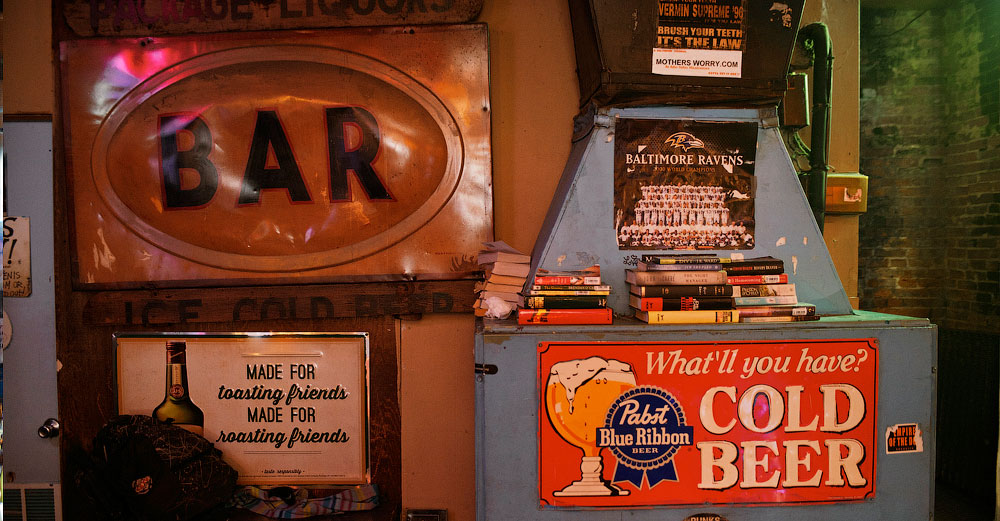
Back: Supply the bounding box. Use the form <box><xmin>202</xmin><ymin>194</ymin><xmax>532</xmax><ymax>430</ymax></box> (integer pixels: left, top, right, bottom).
<box><xmin>614</xmin><ymin>119</ymin><xmax>757</xmax><ymax>250</ymax></box>
<box><xmin>116</xmin><ymin>332</ymin><xmax>369</xmax><ymax>485</ymax></box>
<box><xmin>61</xmin><ymin>25</ymin><xmax>491</xmax><ymax>287</ymax></box>
<box><xmin>538</xmin><ymin>339</ymin><xmax>878</xmax><ymax>508</ymax></box>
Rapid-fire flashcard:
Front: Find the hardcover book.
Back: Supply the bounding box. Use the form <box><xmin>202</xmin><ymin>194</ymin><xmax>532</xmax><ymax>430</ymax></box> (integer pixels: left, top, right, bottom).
<box><xmin>476</xmin><ymin>250</ymin><xmax>530</xmax><ymax>265</ymax></box>
<box><xmin>636</xmin><ymin>261</ymin><xmax>726</xmax><ymax>271</ymax></box>
<box><xmin>517</xmin><ymin>308</ymin><xmax>613</xmax><ymax>325</ymax></box>
<box><xmin>533</xmin><ymin>275</ymin><xmax>603</xmax><ymax>285</ymax></box>
<box><xmin>525</xmin><ymin>289</ymin><xmax>612</xmax><ymax>296</ymax></box>
<box><xmin>735</xmin><ymin>304</ymin><xmax>817</xmax><ymax>318</ymax></box>
<box><xmin>533</xmin><ymin>265</ymin><xmax>601</xmax><ymax>285</ymax></box>
<box><xmin>486</xmin><ymin>261</ymin><xmax>531</xmax><ymax>278</ymax></box>
<box><xmin>485</xmin><ymin>272</ymin><xmax>529</xmax><ymax>286</ymax></box>
<box><xmin>732</xmin><ymin>283</ymin><xmax>796</xmax><ymax>297</ymax></box>
<box><xmin>634</xmin><ymin>309</ymin><xmax>739</xmax><ymax>324</ymax></box>
<box><xmin>733</xmin><ymin>295</ymin><xmax>799</xmax><ymax>306</ymax></box>
<box><xmin>526</xmin><ymin>295</ymin><xmax>609</xmax><ymax>309</ymax></box>
<box><xmin>727</xmin><ymin>274</ymin><xmax>789</xmax><ymax>285</ymax></box>
<box><xmin>740</xmin><ymin>315</ymin><xmax>821</xmax><ymax>323</ymax></box>
<box><xmin>629</xmin><ymin>284</ymin><xmax>734</xmax><ymax>297</ymax></box>
<box><xmin>530</xmin><ymin>284</ymin><xmax>612</xmax><ymax>292</ymax></box>
<box><xmin>724</xmin><ymin>256</ymin><xmax>785</xmax><ymax>275</ymax></box>
<box><xmin>629</xmin><ymin>294</ymin><xmax>734</xmax><ymax>311</ymax></box>
<box><xmin>626</xmin><ymin>269</ymin><xmax>727</xmax><ymax>286</ymax></box>
<box><xmin>475</xmin><ymin>281</ymin><xmax>526</xmax><ymax>294</ymax></box>
<box><xmin>640</xmin><ymin>254</ymin><xmax>732</xmax><ymax>264</ymax></box>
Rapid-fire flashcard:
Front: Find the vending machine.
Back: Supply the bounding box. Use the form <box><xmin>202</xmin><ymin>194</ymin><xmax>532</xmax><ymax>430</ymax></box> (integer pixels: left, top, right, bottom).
<box><xmin>475</xmin><ymin>1</ymin><xmax>936</xmax><ymax>519</ymax></box>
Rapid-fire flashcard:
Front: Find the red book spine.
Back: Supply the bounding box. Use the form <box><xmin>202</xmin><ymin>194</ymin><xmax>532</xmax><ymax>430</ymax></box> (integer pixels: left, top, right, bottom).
<box><xmin>727</xmin><ymin>274</ymin><xmax>789</xmax><ymax>285</ymax></box>
<box><xmin>517</xmin><ymin>308</ymin><xmax>613</xmax><ymax>325</ymax></box>
<box><xmin>532</xmin><ymin>275</ymin><xmax>602</xmax><ymax>285</ymax></box>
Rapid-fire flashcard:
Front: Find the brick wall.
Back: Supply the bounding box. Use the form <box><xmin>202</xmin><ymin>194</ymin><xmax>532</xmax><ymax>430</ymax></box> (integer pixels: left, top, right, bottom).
<box><xmin>860</xmin><ymin>2</ymin><xmax>1000</xmax><ymax>503</ymax></box>
<box><xmin>859</xmin><ymin>3</ymin><xmax>1000</xmax><ymax>333</ymax></box>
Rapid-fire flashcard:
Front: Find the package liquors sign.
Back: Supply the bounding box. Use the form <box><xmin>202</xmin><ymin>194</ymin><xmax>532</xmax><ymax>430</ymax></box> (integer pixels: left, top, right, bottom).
<box><xmin>538</xmin><ymin>339</ymin><xmax>878</xmax><ymax>508</ymax></box>
<box><xmin>117</xmin><ymin>333</ymin><xmax>369</xmax><ymax>484</ymax></box>
<box><xmin>3</xmin><ymin>217</ymin><xmax>32</xmax><ymax>297</ymax></box>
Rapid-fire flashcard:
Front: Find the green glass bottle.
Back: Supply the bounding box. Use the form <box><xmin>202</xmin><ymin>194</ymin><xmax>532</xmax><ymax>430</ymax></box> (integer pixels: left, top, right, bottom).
<box><xmin>152</xmin><ymin>340</ymin><xmax>204</xmax><ymax>435</ymax></box>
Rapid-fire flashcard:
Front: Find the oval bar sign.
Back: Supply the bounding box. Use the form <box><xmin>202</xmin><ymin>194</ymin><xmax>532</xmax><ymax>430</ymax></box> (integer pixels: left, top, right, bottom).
<box><xmin>95</xmin><ymin>46</ymin><xmax>460</xmax><ymax>271</ymax></box>
<box><xmin>62</xmin><ymin>27</ymin><xmax>492</xmax><ymax>285</ymax></box>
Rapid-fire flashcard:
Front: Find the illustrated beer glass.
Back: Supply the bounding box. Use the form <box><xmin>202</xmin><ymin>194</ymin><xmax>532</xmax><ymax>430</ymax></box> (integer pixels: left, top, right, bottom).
<box><xmin>545</xmin><ymin>356</ymin><xmax>636</xmax><ymax>496</ymax></box>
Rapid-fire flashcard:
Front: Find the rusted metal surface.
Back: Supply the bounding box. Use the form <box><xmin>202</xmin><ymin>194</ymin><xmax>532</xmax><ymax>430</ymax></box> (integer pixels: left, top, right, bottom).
<box><xmin>82</xmin><ymin>280</ymin><xmax>478</xmax><ymax>325</ymax></box>
<box><xmin>60</xmin><ymin>25</ymin><xmax>492</xmax><ymax>287</ymax></box>
<box><xmin>62</xmin><ymin>0</ymin><xmax>485</xmax><ymax>36</ymax></box>
<box><xmin>568</xmin><ymin>0</ymin><xmax>805</xmax><ymax>107</ymax></box>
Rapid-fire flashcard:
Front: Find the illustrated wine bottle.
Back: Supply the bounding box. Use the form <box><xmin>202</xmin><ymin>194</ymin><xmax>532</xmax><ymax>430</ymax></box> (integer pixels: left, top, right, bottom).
<box><xmin>152</xmin><ymin>340</ymin><xmax>205</xmax><ymax>434</ymax></box>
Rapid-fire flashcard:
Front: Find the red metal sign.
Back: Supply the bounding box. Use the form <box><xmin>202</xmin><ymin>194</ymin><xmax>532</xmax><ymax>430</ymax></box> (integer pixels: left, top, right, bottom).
<box><xmin>60</xmin><ymin>26</ymin><xmax>491</xmax><ymax>286</ymax></box>
<box><xmin>538</xmin><ymin>339</ymin><xmax>877</xmax><ymax>508</ymax></box>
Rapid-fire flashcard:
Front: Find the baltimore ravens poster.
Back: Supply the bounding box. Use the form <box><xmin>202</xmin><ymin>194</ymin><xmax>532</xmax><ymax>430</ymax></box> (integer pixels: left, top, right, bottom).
<box><xmin>614</xmin><ymin>119</ymin><xmax>758</xmax><ymax>250</ymax></box>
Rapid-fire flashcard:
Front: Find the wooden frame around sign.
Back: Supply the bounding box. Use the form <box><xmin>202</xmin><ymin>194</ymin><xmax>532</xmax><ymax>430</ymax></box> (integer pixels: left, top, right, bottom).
<box><xmin>115</xmin><ymin>332</ymin><xmax>370</xmax><ymax>485</ymax></box>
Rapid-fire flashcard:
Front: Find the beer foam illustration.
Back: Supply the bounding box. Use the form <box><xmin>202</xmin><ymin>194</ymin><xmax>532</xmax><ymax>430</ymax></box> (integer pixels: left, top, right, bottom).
<box><xmin>550</xmin><ymin>356</ymin><xmax>635</xmax><ymax>413</ymax></box>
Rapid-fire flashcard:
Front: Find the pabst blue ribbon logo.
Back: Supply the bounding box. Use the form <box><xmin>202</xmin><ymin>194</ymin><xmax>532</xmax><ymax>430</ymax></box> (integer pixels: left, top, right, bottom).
<box><xmin>664</xmin><ymin>132</ymin><xmax>705</xmax><ymax>152</ymax></box>
<box><xmin>598</xmin><ymin>385</ymin><xmax>694</xmax><ymax>488</ymax></box>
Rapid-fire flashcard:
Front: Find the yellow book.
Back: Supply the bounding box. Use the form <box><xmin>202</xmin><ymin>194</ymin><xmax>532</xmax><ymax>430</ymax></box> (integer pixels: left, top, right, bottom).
<box><xmin>634</xmin><ymin>309</ymin><xmax>739</xmax><ymax>324</ymax></box>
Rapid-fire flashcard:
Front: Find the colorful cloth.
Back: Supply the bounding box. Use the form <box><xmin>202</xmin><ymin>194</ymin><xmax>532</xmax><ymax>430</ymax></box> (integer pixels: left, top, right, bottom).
<box><xmin>232</xmin><ymin>484</ymin><xmax>378</xmax><ymax>518</ymax></box>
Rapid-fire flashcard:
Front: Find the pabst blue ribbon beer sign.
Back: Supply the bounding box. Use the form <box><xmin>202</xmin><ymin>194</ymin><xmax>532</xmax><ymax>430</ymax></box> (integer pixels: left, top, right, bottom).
<box><xmin>538</xmin><ymin>339</ymin><xmax>878</xmax><ymax>508</ymax></box>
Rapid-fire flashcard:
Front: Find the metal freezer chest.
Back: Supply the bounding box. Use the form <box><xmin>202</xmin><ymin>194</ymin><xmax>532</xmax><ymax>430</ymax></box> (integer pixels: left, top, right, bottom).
<box><xmin>475</xmin><ymin>312</ymin><xmax>936</xmax><ymax>520</ymax></box>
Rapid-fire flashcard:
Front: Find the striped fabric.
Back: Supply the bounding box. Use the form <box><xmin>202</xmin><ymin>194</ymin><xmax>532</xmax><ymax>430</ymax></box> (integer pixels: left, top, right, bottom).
<box><xmin>232</xmin><ymin>484</ymin><xmax>379</xmax><ymax>518</ymax></box>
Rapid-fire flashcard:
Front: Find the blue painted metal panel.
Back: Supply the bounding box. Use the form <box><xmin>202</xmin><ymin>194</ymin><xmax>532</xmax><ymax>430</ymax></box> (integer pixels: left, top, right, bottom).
<box><xmin>475</xmin><ymin>312</ymin><xmax>936</xmax><ymax>520</ymax></box>
<box><xmin>528</xmin><ymin>106</ymin><xmax>852</xmax><ymax>316</ymax></box>
<box><xmin>4</xmin><ymin>120</ymin><xmax>62</xmax><ymax>483</ymax></box>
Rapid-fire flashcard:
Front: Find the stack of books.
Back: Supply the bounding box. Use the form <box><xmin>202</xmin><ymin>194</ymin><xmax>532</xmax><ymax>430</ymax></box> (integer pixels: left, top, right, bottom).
<box><xmin>474</xmin><ymin>243</ymin><xmax>531</xmax><ymax>317</ymax></box>
<box><xmin>627</xmin><ymin>254</ymin><xmax>738</xmax><ymax>324</ymax></box>
<box><xmin>518</xmin><ymin>265</ymin><xmax>613</xmax><ymax>325</ymax></box>
<box><xmin>627</xmin><ymin>254</ymin><xmax>820</xmax><ymax>324</ymax></box>
<box><xmin>725</xmin><ymin>256</ymin><xmax>819</xmax><ymax>323</ymax></box>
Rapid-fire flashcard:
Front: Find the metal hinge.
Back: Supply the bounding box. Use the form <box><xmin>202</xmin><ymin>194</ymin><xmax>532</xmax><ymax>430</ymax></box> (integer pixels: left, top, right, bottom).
<box><xmin>474</xmin><ymin>363</ymin><xmax>498</xmax><ymax>375</ymax></box>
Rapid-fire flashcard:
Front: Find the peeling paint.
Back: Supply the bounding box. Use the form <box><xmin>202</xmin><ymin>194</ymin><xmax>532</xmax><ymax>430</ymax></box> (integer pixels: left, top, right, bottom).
<box><xmin>776</xmin><ymin>236</ymin><xmax>787</xmax><ymax>246</ymax></box>
<box><xmin>792</xmin><ymin>255</ymin><xmax>798</xmax><ymax>275</ymax></box>
<box><xmin>803</xmin><ymin>236</ymin><xmax>808</xmax><ymax>245</ymax></box>
<box><xmin>556</xmin><ymin>254</ymin><xmax>567</xmax><ymax>266</ymax></box>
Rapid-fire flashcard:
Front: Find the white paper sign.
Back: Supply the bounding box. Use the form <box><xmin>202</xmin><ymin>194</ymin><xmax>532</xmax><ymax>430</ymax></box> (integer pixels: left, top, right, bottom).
<box><xmin>3</xmin><ymin>216</ymin><xmax>32</xmax><ymax>297</ymax></box>
<box><xmin>117</xmin><ymin>333</ymin><xmax>369</xmax><ymax>484</ymax></box>
<box><xmin>652</xmin><ymin>48</ymin><xmax>743</xmax><ymax>78</ymax></box>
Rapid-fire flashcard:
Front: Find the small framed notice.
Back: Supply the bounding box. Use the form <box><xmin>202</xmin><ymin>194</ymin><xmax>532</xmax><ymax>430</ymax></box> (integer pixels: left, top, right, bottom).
<box><xmin>115</xmin><ymin>332</ymin><xmax>369</xmax><ymax>485</ymax></box>
<box><xmin>3</xmin><ymin>216</ymin><xmax>32</xmax><ymax>297</ymax></box>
